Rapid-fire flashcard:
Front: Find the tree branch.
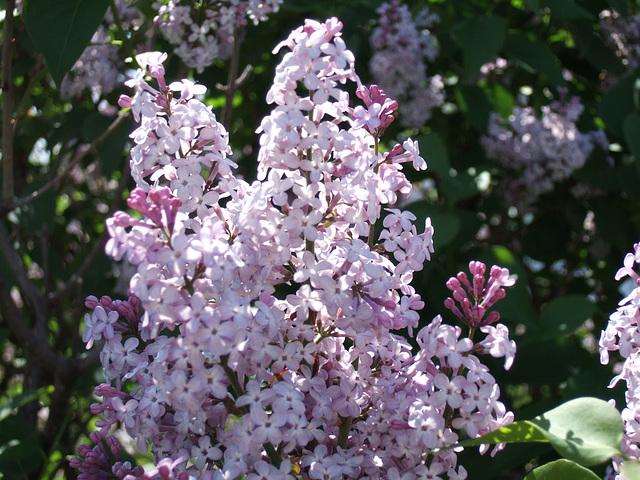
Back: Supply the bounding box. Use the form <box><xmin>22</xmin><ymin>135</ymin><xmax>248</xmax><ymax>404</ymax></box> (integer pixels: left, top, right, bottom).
<box><xmin>0</xmin><ymin>268</ymin><xmax>70</xmax><ymax>376</ymax></box>
<box><xmin>219</xmin><ymin>24</ymin><xmax>246</xmax><ymax>130</ymax></box>
<box><xmin>0</xmin><ymin>221</ymin><xmax>48</xmax><ymax>325</ymax></box>
<box><xmin>2</xmin><ymin>0</ymin><xmax>16</xmax><ymax>208</ymax></box>
<box><xmin>2</xmin><ymin>112</ymin><xmax>129</xmax><ymax>215</ymax></box>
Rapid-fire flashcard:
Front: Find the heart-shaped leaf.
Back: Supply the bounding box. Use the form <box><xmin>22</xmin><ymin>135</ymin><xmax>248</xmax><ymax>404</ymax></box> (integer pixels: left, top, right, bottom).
<box><xmin>446</xmin><ymin>397</ymin><xmax>623</xmax><ymax>469</ymax></box>
<box><xmin>452</xmin><ymin>15</ymin><xmax>506</xmax><ymax>77</ymax></box>
<box><xmin>524</xmin><ymin>459</ymin><xmax>601</xmax><ymax>480</ymax></box>
<box><xmin>621</xmin><ymin>460</ymin><xmax>640</xmax><ymax>480</ymax></box>
<box><xmin>538</xmin><ymin>295</ymin><xmax>596</xmax><ymax>336</ymax></box>
<box><xmin>528</xmin><ymin>397</ymin><xmax>623</xmax><ymax>466</ymax></box>
<box><xmin>23</xmin><ymin>0</ymin><xmax>109</xmax><ymax>87</ymax></box>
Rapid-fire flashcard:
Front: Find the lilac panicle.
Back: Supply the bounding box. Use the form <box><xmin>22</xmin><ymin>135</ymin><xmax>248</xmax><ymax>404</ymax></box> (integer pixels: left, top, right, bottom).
<box><xmin>74</xmin><ymin>18</ymin><xmax>516</xmax><ymax>480</ymax></box>
<box><xmin>481</xmin><ymin>92</ymin><xmax>608</xmax><ymax>212</ymax></box>
<box><xmin>600</xmin><ymin>241</ymin><xmax>640</xmax><ymax>479</ymax></box>
<box><xmin>153</xmin><ymin>0</ymin><xmax>282</xmax><ymax>73</ymax></box>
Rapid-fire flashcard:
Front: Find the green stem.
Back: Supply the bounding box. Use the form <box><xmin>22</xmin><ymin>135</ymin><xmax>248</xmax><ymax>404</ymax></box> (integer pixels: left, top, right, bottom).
<box><xmin>337</xmin><ymin>415</ymin><xmax>353</xmax><ymax>449</ymax></box>
<box><xmin>109</xmin><ymin>0</ymin><xmax>138</xmax><ymax>66</ymax></box>
<box><xmin>367</xmin><ymin>137</ymin><xmax>380</xmax><ymax>248</ymax></box>
<box><xmin>220</xmin><ymin>355</ymin><xmax>244</xmax><ymax>400</ymax></box>
<box><xmin>468</xmin><ymin>327</ymin><xmax>476</xmax><ymax>341</ymax></box>
<box><xmin>264</xmin><ymin>442</ymin><xmax>282</xmax><ymax>468</ymax></box>
<box><xmin>219</xmin><ymin>357</ymin><xmax>283</xmax><ymax>468</ymax></box>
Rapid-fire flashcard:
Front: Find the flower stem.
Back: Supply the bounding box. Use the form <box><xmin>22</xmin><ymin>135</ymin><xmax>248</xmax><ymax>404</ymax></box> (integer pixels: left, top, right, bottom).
<box><xmin>337</xmin><ymin>415</ymin><xmax>353</xmax><ymax>449</ymax></box>
<box><xmin>264</xmin><ymin>442</ymin><xmax>282</xmax><ymax>468</ymax></box>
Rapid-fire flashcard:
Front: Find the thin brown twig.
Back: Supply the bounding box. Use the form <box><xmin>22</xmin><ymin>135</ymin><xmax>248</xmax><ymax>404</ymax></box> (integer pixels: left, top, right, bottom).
<box><xmin>2</xmin><ymin>0</ymin><xmax>16</xmax><ymax>208</ymax></box>
<box><xmin>220</xmin><ymin>24</ymin><xmax>246</xmax><ymax>130</ymax></box>
<box><xmin>3</xmin><ymin>112</ymin><xmax>130</xmax><ymax>215</ymax></box>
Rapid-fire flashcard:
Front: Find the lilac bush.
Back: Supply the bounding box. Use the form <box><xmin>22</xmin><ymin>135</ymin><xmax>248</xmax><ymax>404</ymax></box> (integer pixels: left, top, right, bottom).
<box><xmin>599</xmin><ymin>9</ymin><xmax>640</xmax><ymax>72</ymax></box>
<box><xmin>71</xmin><ymin>18</ymin><xmax>517</xmax><ymax>479</ymax></box>
<box><xmin>480</xmin><ymin>92</ymin><xmax>608</xmax><ymax>212</ymax></box>
<box><xmin>369</xmin><ymin>0</ymin><xmax>444</xmax><ymax>129</ymax></box>
<box><xmin>153</xmin><ymin>0</ymin><xmax>282</xmax><ymax>73</ymax></box>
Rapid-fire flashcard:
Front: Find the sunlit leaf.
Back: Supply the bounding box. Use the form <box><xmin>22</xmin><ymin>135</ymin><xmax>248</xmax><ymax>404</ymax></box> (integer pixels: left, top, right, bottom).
<box><xmin>528</xmin><ymin>397</ymin><xmax>623</xmax><ymax>466</ymax></box>
<box><xmin>524</xmin><ymin>459</ymin><xmax>601</xmax><ymax>479</ymax></box>
<box><xmin>621</xmin><ymin>460</ymin><xmax>640</xmax><ymax>480</ymax></box>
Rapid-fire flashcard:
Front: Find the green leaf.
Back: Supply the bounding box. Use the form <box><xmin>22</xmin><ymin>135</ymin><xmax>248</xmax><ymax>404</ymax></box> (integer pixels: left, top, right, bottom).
<box><xmin>416</xmin><ymin>133</ymin><xmax>450</xmax><ymax>178</ymax></box>
<box><xmin>606</xmin><ymin>0</ymin><xmax>628</xmax><ymax>18</ymax></box>
<box><xmin>83</xmin><ymin>113</ymin><xmax>132</xmax><ymax>175</ymax></box>
<box><xmin>599</xmin><ymin>73</ymin><xmax>638</xmax><ymax>138</ymax></box>
<box><xmin>439</xmin><ymin>170</ymin><xmax>478</xmax><ymax>205</ymax></box>
<box><xmin>0</xmin><ymin>386</ymin><xmax>53</xmax><ymax>423</ymax></box>
<box><xmin>503</xmin><ymin>32</ymin><xmax>565</xmax><ymax>86</ymax></box>
<box><xmin>455</xmin><ymin>85</ymin><xmax>492</xmax><ymax>132</ymax></box>
<box><xmin>540</xmin><ymin>0</ymin><xmax>593</xmax><ymax>19</ymax></box>
<box><xmin>573</xmin><ymin>19</ymin><xmax>623</xmax><ymax>74</ymax></box>
<box><xmin>538</xmin><ymin>295</ymin><xmax>596</xmax><ymax>336</ymax></box>
<box><xmin>621</xmin><ymin>460</ymin><xmax>640</xmax><ymax>480</ymax></box>
<box><xmin>528</xmin><ymin>397</ymin><xmax>624</xmax><ymax>466</ymax></box>
<box><xmin>405</xmin><ymin>201</ymin><xmax>461</xmax><ymax>248</ymax></box>
<box><xmin>457</xmin><ymin>420</ymin><xmax>548</xmax><ymax>448</ymax></box>
<box><xmin>524</xmin><ymin>459</ymin><xmax>601</xmax><ymax>480</ymax></box>
<box><xmin>452</xmin><ymin>15</ymin><xmax>506</xmax><ymax>77</ymax></box>
<box><xmin>23</xmin><ymin>0</ymin><xmax>110</xmax><ymax>87</ymax></box>
<box><xmin>0</xmin><ymin>414</ymin><xmax>44</xmax><ymax>476</ymax></box>
<box><xmin>594</xmin><ymin>201</ymin><xmax>631</xmax><ymax>253</ymax></box>
<box><xmin>446</xmin><ymin>398</ymin><xmax>623</xmax><ymax>469</ymax></box>
<box><xmin>509</xmin><ymin>339</ymin><xmax>594</xmax><ymax>385</ymax></box>
<box><xmin>483</xmin><ymin>82</ymin><xmax>515</xmax><ymax>118</ymax></box>
<box><xmin>524</xmin><ymin>0</ymin><xmax>541</xmax><ymax>12</ymax></box>
<box><xmin>573</xmin><ymin>149</ymin><xmax>617</xmax><ymax>191</ymax></box>
<box><xmin>623</xmin><ymin>112</ymin><xmax>640</xmax><ymax>161</ymax></box>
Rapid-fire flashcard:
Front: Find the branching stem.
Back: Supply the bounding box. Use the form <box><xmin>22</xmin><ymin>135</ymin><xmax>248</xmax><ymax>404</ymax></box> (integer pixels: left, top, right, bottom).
<box><xmin>2</xmin><ymin>0</ymin><xmax>16</xmax><ymax>208</ymax></box>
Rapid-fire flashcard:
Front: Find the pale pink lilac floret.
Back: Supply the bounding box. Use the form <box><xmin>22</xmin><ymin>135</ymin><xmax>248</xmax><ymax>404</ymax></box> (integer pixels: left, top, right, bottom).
<box><xmin>74</xmin><ymin>18</ymin><xmax>516</xmax><ymax>480</ymax></box>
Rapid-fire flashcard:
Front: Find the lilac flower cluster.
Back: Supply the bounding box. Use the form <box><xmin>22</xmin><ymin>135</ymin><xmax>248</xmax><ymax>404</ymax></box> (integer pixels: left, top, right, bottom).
<box><xmin>369</xmin><ymin>0</ymin><xmax>444</xmax><ymax>129</ymax></box>
<box><xmin>73</xmin><ymin>18</ymin><xmax>516</xmax><ymax>479</ymax></box>
<box><xmin>600</xmin><ymin>242</ymin><xmax>640</xmax><ymax>479</ymax></box>
<box><xmin>61</xmin><ymin>0</ymin><xmax>144</xmax><ymax>103</ymax></box>
<box><xmin>152</xmin><ymin>0</ymin><xmax>282</xmax><ymax>73</ymax></box>
<box><xmin>481</xmin><ymin>93</ymin><xmax>608</xmax><ymax>212</ymax></box>
<box><xmin>444</xmin><ymin>262</ymin><xmax>517</xmax><ymax>369</ymax></box>
<box><xmin>599</xmin><ymin>9</ymin><xmax>640</xmax><ymax>71</ymax></box>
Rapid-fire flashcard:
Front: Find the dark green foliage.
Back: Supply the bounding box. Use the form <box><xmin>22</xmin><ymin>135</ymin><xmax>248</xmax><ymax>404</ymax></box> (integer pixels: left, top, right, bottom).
<box><xmin>23</xmin><ymin>0</ymin><xmax>109</xmax><ymax>86</ymax></box>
